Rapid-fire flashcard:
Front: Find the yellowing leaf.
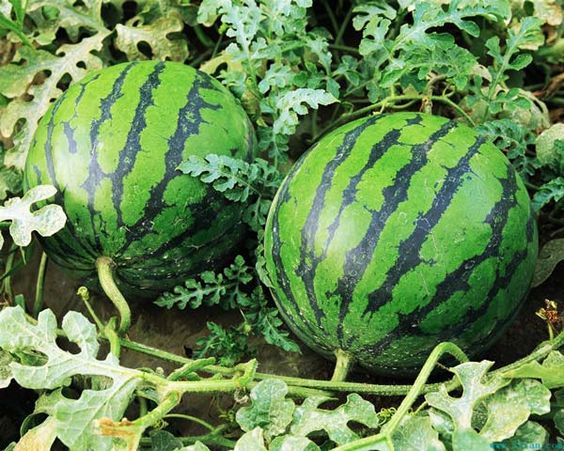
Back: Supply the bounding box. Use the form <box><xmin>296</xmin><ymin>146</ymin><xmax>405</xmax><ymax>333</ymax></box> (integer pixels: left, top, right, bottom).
<box><xmin>0</xmin><ymin>31</ymin><xmax>109</xmax><ymax>169</ymax></box>
<box><xmin>15</xmin><ymin>417</ymin><xmax>58</xmax><ymax>451</ymax></box>
<box><xmin>115</xmin><ymin>12</ymin><xmax>188</xmax><ymax>61</ymax></box>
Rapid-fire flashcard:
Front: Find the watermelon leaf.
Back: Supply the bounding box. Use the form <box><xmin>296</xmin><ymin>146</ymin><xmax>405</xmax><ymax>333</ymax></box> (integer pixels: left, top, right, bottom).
<box><xmin>24</xmin><ymin>0</ymin><xmax>106</xmax><ymax>42</ymax></box>
<box><xmin>0</xmin><ymin>306</ymin><xmax>141</xmax><ymax>450</ymax></box>
<box><xmin>0</xmin><ymin>349</ymin><xmax>13</xmax><ymax>388</ymax></box>
<box><xmin>474</xmin><ymin>17</ymin><xmax>544</xmax><ymax>121</ymax></box>
<box><xmin>270</xmin><ymin>435</ymin><xmax>320</xmax><ymax>451</ymax></box>
<box><xmin>425</xmin><ymin>361</ymin><xmax>508</xmax><ymax>431</ymax></box>
<box><xmin>532</xmin><ymin>177</ymin><xmax>564</xmax><ymax>212</ymax></box>
<box><xmin>195</xmin><ymin>321</ymin><xmax>251</xmax><ymax>367</ymax></box>
<box><xmin>504</xmin><ymin>351</ymin><xmax>564</xmax><ymax>388</ymax></box>
<box><xmin>0</xmin><ymin>32</ymin><xmax>109</xmax><ymax>169</ymax></box>
<box><xmin>179</xmin><ymin>154</ymin><xmax>282</xmax><ymax>231</ymax></box>
<box><xmin>234</xmin><ymin>428</ymin><xmax>268</xmax><ymax>451</ymax></box>
<box><xmin>183</xmin><ymin>441</ymin><xmax>213</xmax><ymax>451</ymax></box>
<box><xmin>477</xmin><ymin>119</ymin><xmax>539</xmax><ymax>178</ymax></box>
<box><xmin>236</xmin><ymin>379</ymin><xmax>296</xmax><ymax>441</ymax></box>
<box><xmin>536</xmin><ymin>125</ymin><xmax>564</xmax><ymax>171</ymax></box>
<box><xmin>115</xmin><ymin>11</ymin><xmax>189</xmax><ymax>61</ymax></box>
<box><xmin>271</xmin><ymin>89</ymin><xmax>337</xmax><ymax>136</ymax></box>
<box><xmin>480</xmin><ymin>379</ymin><xmax>551</xmax><ymax>442</ymax></box>
<box><xmin>155</xmin><ymin>255</ymin><xmax>253</xmax><ymax>310</ymax></box>
<box><xmin>197</xmin><ymin>0</ymin><xmax>334</xmax><ymax>163</ymax></box>
<box><xmin>234</xmin><ymin>380</ymin><xmax>380</xmax><ymax>448</ymax></box>
<box><xmin>249</xmin><ymin>306</ymin><xmax>301</xmax><ymax>353</ymax></box>
<box><xmin>496</xmin><ymin>421</ymin><xmax>550</xmax><ymax>449</ymax></box>
<box><xmin>554</xmin><ymin>390</ymin><xmax>564</xmax><ymax>436</ymax></box>
<box><xmin>0</xmin><ymin>184</ymin><xmax>66</xmax><ymax>249</ymax></box>
<box><xmin>391</xmin><ymin>414</ymin><xmax>445</xmax><ymax>451</ymax></box>
<box><xmin>149</xmin><ymin>430</ymin><xmax>185</xmax><ymax>450</ymax></box>
<box><xmin>190</xmin><ymin>285</ymin><xmax>300</xmax><ymax>365</ymax></box>
<box><xmin>290</xmin><ymin>394</ymin><xmax>380</xmax><ymax>445</ymax></box>
<box><xmin>533</xmin><ymin>239</ymin><xmax>564</xmax><ymax>287</ymax></box>
<box><xmin>178</xmin><ymin>154</ymin><xmax>261</xmax><ymax>203</ymax></box>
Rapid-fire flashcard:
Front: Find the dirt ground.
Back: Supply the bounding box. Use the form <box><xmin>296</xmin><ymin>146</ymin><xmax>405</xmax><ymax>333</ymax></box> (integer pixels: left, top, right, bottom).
<box><xmin>0</xmin><ymin>250</ymin><xmax>562</xmax><ymax>447</ymax></box>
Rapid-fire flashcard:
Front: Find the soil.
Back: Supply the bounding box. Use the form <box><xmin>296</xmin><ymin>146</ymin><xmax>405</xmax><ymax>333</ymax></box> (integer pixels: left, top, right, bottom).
<box><xmin>0</xmin><ymin>251</ymin><xmax>562</xmax><ymax>448</ymax></box>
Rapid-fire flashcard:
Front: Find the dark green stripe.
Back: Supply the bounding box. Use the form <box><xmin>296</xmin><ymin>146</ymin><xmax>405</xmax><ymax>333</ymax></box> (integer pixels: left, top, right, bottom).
<box><xmin>81</xmin><ymin>62</ymin><xmax>137</xmax><ymax>250</ymax></box>
<box><xmin>43</xmin><ymin>97</ymin><xmax>99</xmax><ymax>260</ymax></box>
<box><xmin>115</xmin><ymin>72</ymin><xmax>220</xmax><ymax>256</ymax></box>
<box><xmin>62</xmin><ymin>75</ymin><xmax>98</xmax><ymax>155</ymax></box>
<box><xmin>295</xmin><ymin>115</ymin><xmax>383</xmax><ymax>327</ymax></box>
<box><xmin>270</xmin><ymin>154</ymin><xmax>322</xmax><ymax>340</ymax></box>
<box><xmin>364</xmin><ymin>135</ymin><xmax>487</xmax><ymax>314</ymax></box>
<box><xmin>358</xmin><ymin>162</ymin><xmax>524</xmax><ymax>356</ymax></box>
<box><xmin>331</xmin><ymin>119</ymin><xmax>458</xmax><ymax>342</ymax></box>
<box><xmin>110</xmin><ymin>61</ymin><xmax>165</xmax><ymax>229</ymax></box>
<box><xmin>434</xmin><ymin>208</ymin><xmax>536</xmax><ymax>342</ymax></box>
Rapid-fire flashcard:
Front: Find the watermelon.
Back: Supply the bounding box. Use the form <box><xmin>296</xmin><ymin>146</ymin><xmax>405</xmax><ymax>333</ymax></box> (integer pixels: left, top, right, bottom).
<box><xmin>264</xmin><ymin>112</ymin><xmax>538</xmax><ymax>376</ymax></box>
<box><xmin>24</xmin><ymin>61</ymin><xmax>255</xmax><ymax>297</ymax></box>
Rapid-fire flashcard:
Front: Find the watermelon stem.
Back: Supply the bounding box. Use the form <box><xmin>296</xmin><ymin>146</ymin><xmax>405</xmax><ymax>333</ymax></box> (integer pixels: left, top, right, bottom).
<box><xmin>331</xmin><ymin>349</ymin><xmax>353</xmax><ymax>382</ymax></box>
<box><xmin>332</xmin><ymin>342</ymin><xmax>469</xmax><ymax>451</ymax></box>
<box><xmin>32</xmin><ymin>252</ymin><xmax>48</xmax><ymax>317</ymax></box>
<box><xmin>96</xmin><ymin>256</ymin><xmax>132</xmax><ymax>335</ymax></box>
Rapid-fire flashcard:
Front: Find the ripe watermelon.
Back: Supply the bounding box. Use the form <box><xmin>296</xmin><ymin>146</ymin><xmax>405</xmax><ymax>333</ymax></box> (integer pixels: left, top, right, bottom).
<box><xmin>264</xmin><ymin>112</ymin><xmax>538</xmax><ymax>375</ymax></box>
<box><xmin>24</xmin><ymin>61</ymin><xmax>255</xmax><ymax>297</ymax></box>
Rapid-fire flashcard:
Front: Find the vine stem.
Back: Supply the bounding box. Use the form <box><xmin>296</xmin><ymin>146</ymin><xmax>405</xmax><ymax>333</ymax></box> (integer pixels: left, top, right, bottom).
<box><xmin>32</xmin><ymin>252</ymin><xmax>48</xmax><ymax>318</ymax></box>
<box><xmin>119</xmin><ymin>336</ymin><xmax>455</xmax><ymax>396</ymax></box>
<box><xmin>2</xmin><ymin>244</ymin><xmax>16</xmax><ymax>301</ymax></box>
<box><xmin>344</xmin><ymin>95</ymin><xmax>476</xmax><ymax>126</ymax></box>
<box><xmin>335</xmin><ymin>5</ymin><xmax>354</xmax><ymax>46</ymax></box>
<box><xmin>332</xmin><ymin>342</ymin><xmax>469</xmax><ymax>450</ymax></box>
<box><xmin>98</xmin><ymin>392</ymin><xmax>181</xmax><ymax>450</ymax></box>
<box><xmin>331</xmin><ymin>349</ymin><xmax>353</xmax><ymax>382</ymax></box>
<box><xmin>22</xmin><ymin>307</ymin><xmax>564</xmax><ymax>398</ymax></box>
<box><xmin>95</xmin><ymin>256</ymin><xmax>131</xmax><ymax>335</ymax></box>
<box><xmin>164</xmin><ymin>414</ymin><xmax>216</xmax><ymax>432</ymax></box>
<box><xmin>313</xmin><ymin>94</ymin><xmax>475</xmax><ymax>141</ymax></box>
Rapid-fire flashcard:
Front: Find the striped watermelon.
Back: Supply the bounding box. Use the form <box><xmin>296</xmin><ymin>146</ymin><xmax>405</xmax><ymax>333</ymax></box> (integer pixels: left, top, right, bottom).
<box><xmin>264</xmin><ymin>112</ymin><xmax>538</xmax><ymax>375</ymax></box>
<box><xmin>24</xmin><ymin>61</ymin><xmax>255</xmax><ymax>297</ymax></box>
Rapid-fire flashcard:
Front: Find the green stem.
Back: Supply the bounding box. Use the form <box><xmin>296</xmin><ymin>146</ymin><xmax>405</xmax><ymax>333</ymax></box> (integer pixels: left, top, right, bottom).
<box><xmin>331</xmin><ymin>349</ymin><xmax>353</xmax><ymax>382</ymax></box>
<box><xmin>95</xmin><ymin>256</ymin><xmax>131</xmax><ymax>335</ymax></box>
<box><xmin>537</xmin><ymin>38</ymin><xmax>564</xmax><ymax>63</ymax></box>
<box><xmin>496</xmin><ymin>328</ymin><xmax>564</xmax><ymax>377</ymax></box>
<box><xmin>346</xmin><ymin>95</ymin><xmax>475</xmax><ymax>126</ymax></box>
<box><xmin>211</xmin><ymin>30</ymin><xmax>224</xmax><ymax>59</ymax></box>
<box><xmin>77</xmin><ymin>286</ymin><xmax>105</xmax><ymax>331</ymax></box>
<box><xmin>104</xmin><ymin>319</ymin><xmax>122</xmax><ymax>358</ymax></box>
<box><xmin>322</xmin><ymin>0</ymin><xmax>339</xmax><ymax>36</ymax></box>
<box><xmin>138</xmin><ymin>395</ymin><xmax>148</xmax><ymax>417</ymax></box>
<box><xmin>314</xmin><ymin>94</ymin><xmax>475</xmax><ymax>140</ymax></box>
<box><xmin>3</xmin><ymin>244</ymin><xmax>16</xmax><ymax>302</ymax></box>
<box><xmin>333</xmin><ymin>342</ymin><xmax>469</xmax><ymax>450</ymax></box>
<box><xmin>164</xmin><ymin>414</ymin><xmax>216</xmax><ymax>432</ymax></box>
<box><xmin>191</xmin><ymin>49</ymin><xmax>213</xmax><ymax>67</ymax></box>
<box><xmin>119</xmin><ymin>336</ymin><xmax>453</xmax><ymax>396</ymax></box>
<box><xmin>32</xmin><ymin>252</ymin><xmax>48</xmax><ymax>317</ymax></box>
<box><xmin>329</xmin><ymin>44</ymin><xmax>361</xmax><ymax>55</ymax></box>
<box><xmin>549</xmin><ymin>97</ymin><xmax>564</xmax><ymax>106</ymax></box>
<box><xmin>193</xmin><ymin>24</ymin><xmax>215</xmax><ymax>48</ymax></box>
<box><xmin>335</xmin><ymin>5</ymin><xmax>353</xmax><ymax>46</ymax></box>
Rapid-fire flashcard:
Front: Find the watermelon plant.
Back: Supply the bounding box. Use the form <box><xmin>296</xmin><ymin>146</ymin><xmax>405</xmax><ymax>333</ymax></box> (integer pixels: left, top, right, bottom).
<box><xmin>24</xmin><ymin>61</ymin><xmax>256</xmax><ymax>331</ymax></box>
<box><xmin>0</xmin><ymin>0</ymin><xmax>562</xmax><ymax>450</ymax></box>
<box><xmin>264</xmin><ymin>111</ymin><xmax>538</xmax><ymax>377</ymax></box>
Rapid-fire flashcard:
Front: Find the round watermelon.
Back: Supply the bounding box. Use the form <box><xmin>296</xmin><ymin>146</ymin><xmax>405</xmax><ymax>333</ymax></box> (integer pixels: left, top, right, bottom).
<box><xmin>24</xmin><ymin>61</ymin><xmax>255</xmax><ymax>297</ymax></box>
<box><xmin>264</xmin><ymin>112</ymin><xmax>538</xmax><ymax>375</ymax></box>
